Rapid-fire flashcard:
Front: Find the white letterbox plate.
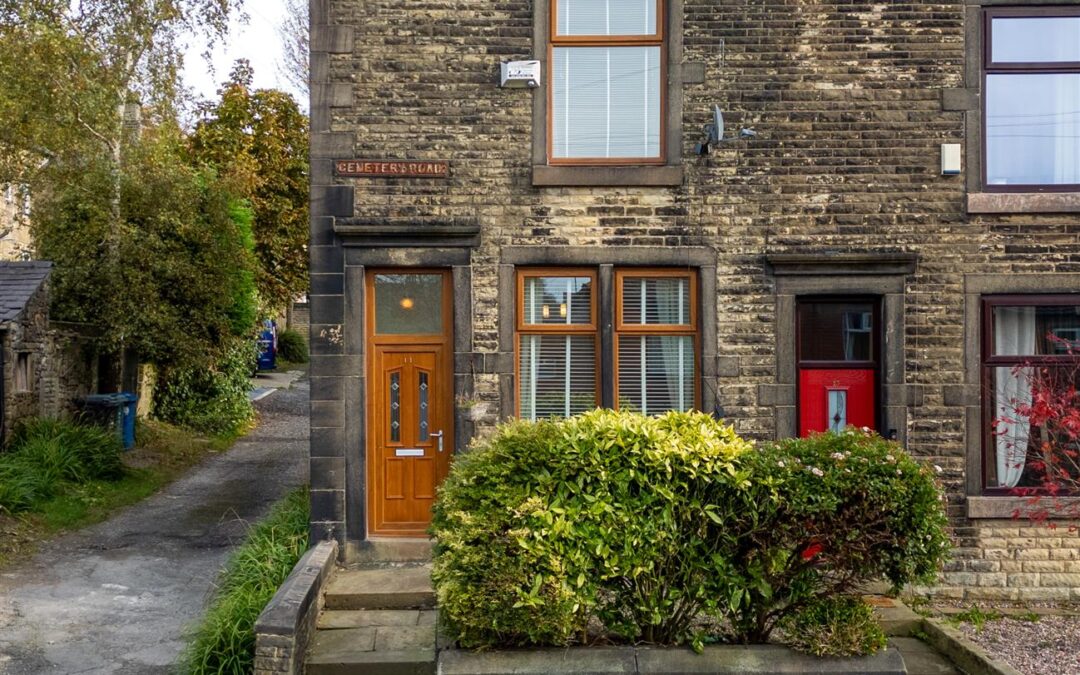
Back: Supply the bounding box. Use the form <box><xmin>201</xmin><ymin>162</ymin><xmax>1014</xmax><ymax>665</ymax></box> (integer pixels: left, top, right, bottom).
<box><xmin>395</xmin><ymin>448</ymin><xmax>425</xmax><ymax>458</ymax></box>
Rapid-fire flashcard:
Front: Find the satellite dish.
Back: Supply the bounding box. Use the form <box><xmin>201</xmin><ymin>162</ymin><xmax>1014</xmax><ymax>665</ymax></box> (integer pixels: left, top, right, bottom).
<box><xmin>711</xmin><ymin>105</ymin><xmax>724</xmax><ymax>143</ymax></box>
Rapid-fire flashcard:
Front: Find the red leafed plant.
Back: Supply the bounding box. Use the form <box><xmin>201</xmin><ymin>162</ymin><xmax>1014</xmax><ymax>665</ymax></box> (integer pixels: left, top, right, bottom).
<box><xmin>993</xmin><ymin>333</ymin><xmax>1080</xmax><ymax>531</ymax></box>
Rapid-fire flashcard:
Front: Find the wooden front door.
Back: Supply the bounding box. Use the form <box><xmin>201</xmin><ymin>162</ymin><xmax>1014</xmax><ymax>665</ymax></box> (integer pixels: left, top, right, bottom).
<box><xmin>367</xmin><ymin>271</ymin><xmax>453</xmax><ymax>536</ymax></box>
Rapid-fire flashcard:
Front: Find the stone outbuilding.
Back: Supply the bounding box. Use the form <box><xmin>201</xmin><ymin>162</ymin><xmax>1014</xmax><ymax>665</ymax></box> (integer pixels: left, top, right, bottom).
<box><xmin>308</xmin><ymin>0</ymin><xmax>1080</xmax><ymax>601</ymax></box>
<box><xmin>0</xmin><ymin>261</ymin><xmax>53</xmax><ymax>445</ymax></box>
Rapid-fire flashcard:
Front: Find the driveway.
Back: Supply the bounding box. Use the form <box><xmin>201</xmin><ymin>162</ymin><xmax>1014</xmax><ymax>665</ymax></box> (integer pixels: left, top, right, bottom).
<box><xmin>0</xmin><ymin>380</ymin><xmax>310</xmax><ymax>674</ymax></box>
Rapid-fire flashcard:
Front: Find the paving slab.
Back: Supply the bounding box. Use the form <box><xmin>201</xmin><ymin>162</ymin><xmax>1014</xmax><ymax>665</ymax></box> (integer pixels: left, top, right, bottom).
<box><xmin>324</xmin><ymin>565</ymin><xmax>435</xmax><ymax>610</ymax></box>
<box><xmin>308</xmin><ymin>627</ymin><xmax>378</xmax><ymax>660</ymax></box>
<box><xmin>439</xmin><ymin>646</ymin><xmax>637</xmax><ymax>675</ymax></box>
<box><xmin>891</xmin><ymin>638</ymin><xmax>962</xmax><ymax>675</ymax></box>
<box><xmin>319</xmin><ymin>609</ymin><xmax>423</xmax><ymax>629</ymax></box>
<box><xmin>635</xmin><ymin>645</ymin><xmax>906</xmax><ymax>674</ymax></box>
<box><xmin>868</xmin><ymin>595</ymin><xmax>925</xmax><ymax>637</ymax></box>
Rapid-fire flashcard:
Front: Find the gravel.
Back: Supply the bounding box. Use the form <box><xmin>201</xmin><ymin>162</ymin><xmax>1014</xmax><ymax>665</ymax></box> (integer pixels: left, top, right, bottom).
<box><xmin>958</xmin><ymin>615</ymin><xmax>1080</xmax><ymax>675</ymax></box>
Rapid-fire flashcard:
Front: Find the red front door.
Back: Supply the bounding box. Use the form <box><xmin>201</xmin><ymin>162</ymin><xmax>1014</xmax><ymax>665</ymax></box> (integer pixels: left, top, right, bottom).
<box><xmin>797</xmin><ymin>299</ymin><xmax>880</xmax><ymax>437</ymax></box>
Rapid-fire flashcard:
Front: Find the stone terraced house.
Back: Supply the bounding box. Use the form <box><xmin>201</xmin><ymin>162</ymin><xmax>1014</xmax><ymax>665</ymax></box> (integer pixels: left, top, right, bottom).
<box><xmin>308</xmin><ymin>0</ymin><xmax>1080</xmax><ymax>601</ymax></box>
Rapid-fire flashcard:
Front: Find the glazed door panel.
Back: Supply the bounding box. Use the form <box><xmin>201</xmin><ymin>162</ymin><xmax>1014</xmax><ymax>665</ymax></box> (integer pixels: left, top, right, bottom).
<box><xmin>798</xmin><ymin>369</ymin><xmax>876</xmax><ymax>437</ymax></box>
<box><xmin>370</xmin><ymin>346</ymin><xmax>452</xmax><ymax>535</ymax></box>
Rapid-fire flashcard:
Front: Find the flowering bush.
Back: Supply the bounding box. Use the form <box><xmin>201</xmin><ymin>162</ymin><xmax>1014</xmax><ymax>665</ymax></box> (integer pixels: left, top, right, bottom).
<box><xmin>721</xmin><ymin>429</ymin><xmax>950</xmax><ymax>643</ymax></box>
<box><xmin>431</xmin><ymin>418</ymin><xmax>949</xmax><ymax>652</ymax></box>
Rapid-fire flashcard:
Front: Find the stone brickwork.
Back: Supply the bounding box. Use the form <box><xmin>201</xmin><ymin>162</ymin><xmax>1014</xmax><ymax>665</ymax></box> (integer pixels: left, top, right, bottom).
<box><xmin>2</xmin><ymin>277</ymin><xmax>52</xmax><ymax>438</ymax></box>
<box><xmin>254</xmin><ymin>540</ymin><xmax>338</xmax><ymax>675</ymax></box>
<box><xmin>309</xmin><ymin>0</ymin><xmax>1080</xmax><ymax>599</ymax></box>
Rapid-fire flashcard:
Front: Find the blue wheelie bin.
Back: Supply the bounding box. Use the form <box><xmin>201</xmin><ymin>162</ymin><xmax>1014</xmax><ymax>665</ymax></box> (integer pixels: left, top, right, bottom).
<box><xmin>79</xmin><ymin>393</ymin><xmax>139</xmax><ymax>450</ymax></box>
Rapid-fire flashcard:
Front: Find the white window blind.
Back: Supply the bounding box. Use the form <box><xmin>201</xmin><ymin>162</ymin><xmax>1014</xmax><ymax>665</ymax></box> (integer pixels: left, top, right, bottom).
<box><xmin>556</xmin><ymin>0</ymin><xmax>657</xmax><ymax>36</ymax></box>
<box><xmin>519</xmin><ymin>335</ymin><xmax>597</xmax><ymax>420</ymax></box>
<box><xmin>617</xmin><ymin>335</ymin><xmax>694</xmax><ymax>414</ymax></box>
<box><xmin>523</xmin><ymin>276</ymin><xmax>593</xmax><ymax>325</ymax></box>
<box><xmin>621</xmin><ymin>276</ymin><xmax>689</xmax><ymax>325</ymax></box>
<box><xmin>551</xmin><ymin>46</ymin><xmax>662</xmax><ymax>159</ymax></box>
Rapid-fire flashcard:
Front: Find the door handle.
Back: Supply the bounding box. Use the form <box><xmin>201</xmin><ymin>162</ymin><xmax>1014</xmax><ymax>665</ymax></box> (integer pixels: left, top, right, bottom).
<box><xmin>431</xmin><ymin>431</ymin><xmax>444</xmax><ymax>453</ymax></box>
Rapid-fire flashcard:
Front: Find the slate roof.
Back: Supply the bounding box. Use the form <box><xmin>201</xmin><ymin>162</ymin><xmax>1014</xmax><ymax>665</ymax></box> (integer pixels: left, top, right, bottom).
<box><xmin>0</xmin><ymin>261</ymin><xmax>52</xmax><ymax>325</ymax></box>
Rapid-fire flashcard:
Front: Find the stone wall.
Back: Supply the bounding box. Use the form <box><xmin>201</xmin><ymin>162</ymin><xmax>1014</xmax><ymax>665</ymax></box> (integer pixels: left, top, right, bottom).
<box><xmin>2</xmin><ymin>279</ymin><xmax>52</xmax><ymax>438</ymax></box>
<box><xmin>310</xmin><ymin>0</ymin><xmax>1080</xmax><ymax>598</ymax></box>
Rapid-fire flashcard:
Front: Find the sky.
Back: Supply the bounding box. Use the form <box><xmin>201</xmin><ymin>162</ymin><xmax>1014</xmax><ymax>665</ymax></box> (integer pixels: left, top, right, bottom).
<box><xmin>181</xmin><ymin>0</ymin><xmax>304</xmax><ymax>108</ymax></box>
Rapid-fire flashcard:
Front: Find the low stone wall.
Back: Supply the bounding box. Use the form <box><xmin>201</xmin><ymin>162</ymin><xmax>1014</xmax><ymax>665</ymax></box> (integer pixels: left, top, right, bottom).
<box><xmin>254</xmin><ymin>540</ymin><xmax>338</xmax><ymax>675</ymax></box>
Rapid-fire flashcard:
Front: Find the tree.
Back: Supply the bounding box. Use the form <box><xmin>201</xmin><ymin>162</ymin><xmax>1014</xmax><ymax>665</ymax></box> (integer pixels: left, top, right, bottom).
<box><xmin>33</xmin><ymin>123</ymin><xmax>258</xmax><ymax>369</ymax></box>
<box><xmin>189</xmin><ymin>61</ymin><xmax>309</xmax><ymax>313</ymax></box>
<box><xmin>994</xmin><ymin>334</ymin><xmax>1080</xmax><ymax>530</ymax></box>
<box><xmin>278</xmin><ymin>0</ymin><xmax>309</xmax><ymax>97</ymax></box>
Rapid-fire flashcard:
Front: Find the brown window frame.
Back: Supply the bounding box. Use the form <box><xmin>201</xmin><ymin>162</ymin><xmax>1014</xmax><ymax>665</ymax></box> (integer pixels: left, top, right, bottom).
<box><xmin>515</xmin><ymin>268</ymin><xmax>601</xmax><ymax>419</ymax></box>
<box><xmin>980</xmin><ymin>294</ymin><xmax>1080</xmax><ymax>495</ymax></box>
<box><xmin>547</xmin><ymin>0</ymin><xmax>667</xmax><ymax>166</ymax></box>
<box><xmin>982</xmin><ymin>6</ymin><xmax>1080</xmax><ymax>193</ymax></box>
<box><xmin>613</xmin><ymin>268</ymin><xmax>700</xmax><ymax>412</ymax></box>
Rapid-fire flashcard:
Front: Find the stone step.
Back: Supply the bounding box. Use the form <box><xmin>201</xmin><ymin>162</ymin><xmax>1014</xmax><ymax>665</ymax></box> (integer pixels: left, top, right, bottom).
<box><xmin>306</xmin><ymin>625</ymin><xmax>436</xmax><ymax>675</ymax></box>
<box><xmin>318</xmin><ymin>609</ymin><xmax>437</xmax><ymax>630</ymax></box>
<box><xmin>324</xmin><ymin>565</ymin><xmax>435</xmax><ymax>610</ymax></box>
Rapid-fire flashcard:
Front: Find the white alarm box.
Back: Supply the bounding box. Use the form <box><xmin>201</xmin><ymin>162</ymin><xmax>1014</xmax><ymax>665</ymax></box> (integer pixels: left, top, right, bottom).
<box><xmin>941</xmin><ymin>143</ymin><xmax>961</xmax><ymax>175</ymax></box>
<box><xmin>500</xmin><ymin>60</ymin><xmax>541</xmax><ymax>88</ymax></box>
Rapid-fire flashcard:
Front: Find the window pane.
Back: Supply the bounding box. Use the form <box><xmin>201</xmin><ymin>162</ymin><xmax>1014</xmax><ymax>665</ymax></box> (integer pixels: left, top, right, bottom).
<box><xmin>519</xmin><ymin>335</ymin><xmax>597</xmax><ymax>420</ymax></box>
<box><xmin>552</xmin><ymin>46</ymin><xmax>662</xmax><ymax>159</ymax></box>
<box><xmin>989</xmin><ymin>365</ymin><xmax>1080</xmax><ymax>490</ymax></box>
<box><xmin>986</xmin><ymin>74</ymin><xmax>1080</xmax><ymax>187</ymax></box>
<box><xmin>617</xmin><ymin>335</ymin><xmax>694</xmax><ymax>414</ymax></box>
<box><xmin>523</xmin><ymin>276</ymin><xmax>593</xmax><ymax>325</ymax></box>
<box><xmin>621</xmin><ymin>276</ymin><xmax>690</xmax><ymax>325</ymax></box>
<box><xmin>798</xmin><ymin>302</ymin><xmax>875</xmax><ymax>362</ymax></box>
<box><xmin>556</xmin><ymin>0</ymin><xmax>657</xmax><ymax>36</ymax></box>
<box><xmin>389</xmin><ymin>371</ymin><xmax>401</xmax><ymax>443</ymax></box>
<box><xmin>374</xmin><ymin>274</ymin><xmax>443</xmax><ymax>334</ymax></box>
<box><xmin>991</xmin><ymin>17</ymin><xmax>1080</xmax><ymax>63</ymax></box>
<box><xmin>993</xmin><ymin>304</ymin><xmax>1080</xmax><ymax>356</ymax></box>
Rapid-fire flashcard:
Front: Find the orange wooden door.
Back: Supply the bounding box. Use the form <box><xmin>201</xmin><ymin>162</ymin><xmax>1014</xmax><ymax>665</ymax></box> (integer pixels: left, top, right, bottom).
<box><xmin>370</xmin><ymin>345</ymin><xmax>453</xmax><ymax>535</ymax></box>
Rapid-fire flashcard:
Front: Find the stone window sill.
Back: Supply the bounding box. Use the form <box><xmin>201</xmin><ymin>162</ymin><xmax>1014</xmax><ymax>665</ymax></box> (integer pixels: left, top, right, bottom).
<box><xmin>967</xmin><ymin>192</ymin><xmax>1080</xmax><ymax>214</ymax></box>
<box><xmin>967</xmin><ymin>496</ymin><xmax>1080</xmax><ymax>520</ymax></box>
<box><xmin>532</xmin><ymin>165</ymin><xmax>683</xmax><ymax>187</ymax></box>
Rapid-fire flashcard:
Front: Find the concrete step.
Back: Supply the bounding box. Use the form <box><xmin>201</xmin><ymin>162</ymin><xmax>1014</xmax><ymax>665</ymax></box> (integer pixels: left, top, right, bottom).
<box><xmin>324</xmin><ymin>565</ymin><xmax>434</xmax><ymax>610</ymax></box>
<box><xmin>306</xmin><ymin>625</ymin><xmax>436</xmax><ymax>675</ymax></box>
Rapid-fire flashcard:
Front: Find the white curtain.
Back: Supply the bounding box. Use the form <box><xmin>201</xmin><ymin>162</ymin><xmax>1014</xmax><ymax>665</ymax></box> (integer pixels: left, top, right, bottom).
<box><xmin>994</xmin><ymin>307</ymin><xmax>1036</xmax><ymax>488</ymax></box>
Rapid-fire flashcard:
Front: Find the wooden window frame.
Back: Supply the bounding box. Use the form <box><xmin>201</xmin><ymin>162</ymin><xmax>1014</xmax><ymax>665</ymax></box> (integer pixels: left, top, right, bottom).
<box><xmin>982</xmin><ymin>6</ymin><xmax>1080</xmax><ymax>193</ymax></box>
<box><xmin>613</xmin><ymin>268</ymin><xmax>700</xmax><ymax>411</ymax></box>
<box><xmin>515</xmin><ymin>268</ymin><xmax>601</xmax><ymax>418</ymax></box>
<box><xmin>980</xmin><ymin>294</ymin><xmax>1080</xmax><ymax>494</ymax></box>
<box><xmin>547</xmin><ymin>0</ymin><xmax>667</xmax><ymax>166</ymax></box>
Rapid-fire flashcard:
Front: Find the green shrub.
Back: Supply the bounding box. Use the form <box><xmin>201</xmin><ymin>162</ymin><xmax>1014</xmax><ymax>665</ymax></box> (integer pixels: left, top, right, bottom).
<box><xmin>276</xmin><ymin>328</ymin><xmax>308</xmax><ymax>364</ymax></box>
<box><xmin>432</xmin><ymin>410</ymin><xmax>753</xmax><ymax>649</ymax></box>
<box><xmin>722</xmin><ymin>429</ymin><xmax>951</xmax><ymax>643</ymax></box>
<box><xmin>154</xmin><ymin>338</ymin><xmax>256</xmax><ymax>436</ymax></box>
<box><xmin>432</xmin><ymin>421</ymin><xmax>950</xmax><ymax>650</ymax></box>
<box><xmin>181</xmin><ymin>487</ymin><xmax>309</xmax><ymax>674</ymax></box>
<box><xmin>0</xmin><ymin>418</ymin><xmax>124</xmax><ymax>513</ymax></box>
<box><xmin>781</xmin><ymin>596</ymin><xmax>887</xmax><ymax>657</ymax></box>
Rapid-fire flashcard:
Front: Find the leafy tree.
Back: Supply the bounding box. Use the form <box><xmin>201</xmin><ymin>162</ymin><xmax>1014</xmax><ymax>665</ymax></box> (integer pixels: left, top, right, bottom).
<box><xmin>34</xmin><ymin>124</ymin><xmax>258</xmax><ymax>369</ymax></box>
<box><xmin>278</xmin><ymin>0</ymin><xmax>309</xmax><ymax>97</ymax></box>
<box><xmin>189</xmin><ymin>61</ymin><xmax>309</xmax><ymax>312</ymax></box>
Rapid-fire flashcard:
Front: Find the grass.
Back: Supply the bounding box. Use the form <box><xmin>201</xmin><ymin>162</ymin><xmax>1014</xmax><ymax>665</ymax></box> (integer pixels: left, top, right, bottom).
<box><xmin>180</xmin><ymin>487</ymin><xmax>309</xmax><ymax>675</ymax></box>
<box><xmin>948</xmin><ymin>606</ymin><xmax>1003</xmax><ymax>632</ymax></box>
<box><xmin>0</xmin><ymin>418</ymin><xmax>247</xmax><ymax>568</ymax></box>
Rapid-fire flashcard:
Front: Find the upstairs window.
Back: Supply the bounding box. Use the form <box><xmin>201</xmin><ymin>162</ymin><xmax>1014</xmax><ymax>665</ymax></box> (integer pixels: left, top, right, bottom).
<box><xmin>549</xmin><ymin>0</ymin><xmax>664</xmax><ymax>164</ymax></box>
<box><xmin>984</xmin><ymin>8</ymin><xmax>1080</xmax><ymax>190</ymax></box>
